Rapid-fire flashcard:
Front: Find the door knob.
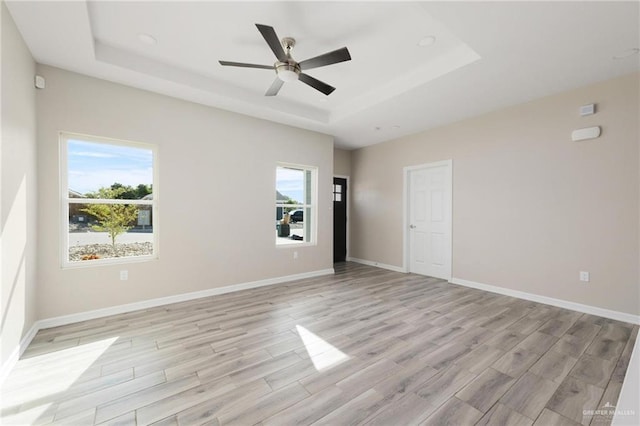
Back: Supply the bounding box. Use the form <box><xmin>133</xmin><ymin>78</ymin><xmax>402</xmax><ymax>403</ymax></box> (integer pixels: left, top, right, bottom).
<box><xmin>409</xmin><ymin>224</ymin><xmax>416</xmax><ymax>229</ymax></box>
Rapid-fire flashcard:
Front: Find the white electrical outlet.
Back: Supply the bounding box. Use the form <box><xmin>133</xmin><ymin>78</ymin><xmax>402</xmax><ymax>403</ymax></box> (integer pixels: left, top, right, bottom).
<box><xmin>293</xmin><ymin>251</ymin><xmax>298</xmax><ymax>260</ymax></box>
<box><xmin>579</xmin><ymin>271</ymin><xmax>590</xmax><ymax>282</ymax></box>
<box><xmin>120</xmin><ymin>270</ymin><xmax>128</xmax><ymax>281</ymax></box>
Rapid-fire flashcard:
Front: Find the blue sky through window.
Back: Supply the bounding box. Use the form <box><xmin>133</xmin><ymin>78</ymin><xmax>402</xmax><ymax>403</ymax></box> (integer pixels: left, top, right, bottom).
<box><xmin>68</xmin><ymin>139</ymin><xmax>153</xmax><ymax>195</ymax></box>
<box><xmin>276</xmin><ymin>167</ymin><xmax>304</xmax><ymax>203</ymax></box>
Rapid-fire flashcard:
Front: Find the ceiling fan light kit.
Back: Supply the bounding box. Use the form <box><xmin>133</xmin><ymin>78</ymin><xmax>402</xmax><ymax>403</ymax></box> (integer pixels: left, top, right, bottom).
<box><xmin>219</xmin><ymin>24</ymin><xmax>351</xmax><ymax>97</ymax></box>
<box><xmin>277</xmin><ymin>67</ymin><xmax>299</xmax><ymax>82</ymax></box>
<box><xmin>276</xmin><ymin>65</ymin><xmax>300</xmax><ymax>83</ymax></box>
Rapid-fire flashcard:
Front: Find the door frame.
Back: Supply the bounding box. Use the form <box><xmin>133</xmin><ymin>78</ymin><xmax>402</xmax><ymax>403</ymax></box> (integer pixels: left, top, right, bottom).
<box><xmin>334</xmin><ymin>174</ymin><xmax>350</xmax><ymax>261</ymax></box>
<box><xmin>402</xmin><ymin>160</ymin><xmax>453</xmax><ymax>279</ymax></box>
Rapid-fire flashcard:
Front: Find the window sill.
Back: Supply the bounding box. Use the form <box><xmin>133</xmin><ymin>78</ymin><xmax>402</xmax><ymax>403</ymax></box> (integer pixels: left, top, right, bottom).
<box><xmin>276</xmin><ymin>241</ymin><xmax>316</xmax><ymax>249</ymax></box>
<box><xmin>62</xmin><ymin>254</ymin><xmax>158</xmax><ymax>269</ymax></box>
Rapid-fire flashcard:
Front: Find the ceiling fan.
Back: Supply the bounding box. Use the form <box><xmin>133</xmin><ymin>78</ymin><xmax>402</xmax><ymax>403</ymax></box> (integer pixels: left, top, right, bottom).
<box><xmin>219</xmin><ymin>24</ymin><xmax>351</xmax><ymax>96</ymax></box>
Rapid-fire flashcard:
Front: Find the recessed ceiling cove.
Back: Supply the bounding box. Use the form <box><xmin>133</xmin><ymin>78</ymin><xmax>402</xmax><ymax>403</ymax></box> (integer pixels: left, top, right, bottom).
<box><xmin>87</xmin><ymin>1</ymin><xmax>479</xmax><ymax>125</ymax></box>
<box><xmin>6</xmin><ymin>1</ymin><xmax>639</xmax><ymax>148</ymax></box>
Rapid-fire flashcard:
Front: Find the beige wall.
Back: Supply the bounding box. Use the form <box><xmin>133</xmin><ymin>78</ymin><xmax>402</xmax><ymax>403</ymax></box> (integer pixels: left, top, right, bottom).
<box><xmin>0</xmin><ymin>1</ymin><xmax>38</xmax><ymax>367</ymax></box>
<box><xmin>36</xmin><ymin>65</ymin><xmax>334</xmax><ymax>319</ymax></box>
<box><xmin>351</xmin><ymin>73</ymin><xmax>640</xmax><ymax>316</ymax></box>
<box><xmin>333</xmin><ymin>148</ymin><xmax>352</xmax><ymax>177</ymax></box>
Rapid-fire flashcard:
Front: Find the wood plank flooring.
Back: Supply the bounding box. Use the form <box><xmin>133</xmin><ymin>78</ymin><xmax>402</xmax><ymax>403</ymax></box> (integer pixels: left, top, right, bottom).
<box><xmin>1</xmin><ymin>262</ymin><xmax>637</xmax><ymax>425</ymax></box>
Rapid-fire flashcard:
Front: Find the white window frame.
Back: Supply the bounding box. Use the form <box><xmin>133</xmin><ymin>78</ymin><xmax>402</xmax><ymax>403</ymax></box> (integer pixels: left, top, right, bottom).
<box><xmin>60</xmin><ymin>132</ymin><xmax>159</xmax><ymax>268</ymax></box>
<box><xmin>276</xmin><ymin>163</ymin><xmax>318</xmax><ymax>247</ymax></box>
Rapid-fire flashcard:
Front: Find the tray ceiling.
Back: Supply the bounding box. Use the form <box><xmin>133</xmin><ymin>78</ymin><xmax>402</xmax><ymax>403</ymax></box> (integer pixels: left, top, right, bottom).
<box><xmin>6</xmin><ymin>1</ymin><xmax>639</xmax><ymax>148</ymax></box>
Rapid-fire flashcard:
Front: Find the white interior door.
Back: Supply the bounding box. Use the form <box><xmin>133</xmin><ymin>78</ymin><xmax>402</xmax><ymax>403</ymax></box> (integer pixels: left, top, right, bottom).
<box><xmin>407</xmin><ymin>161</ymin><xmax>452</xmax><ymax>280</ymax></box>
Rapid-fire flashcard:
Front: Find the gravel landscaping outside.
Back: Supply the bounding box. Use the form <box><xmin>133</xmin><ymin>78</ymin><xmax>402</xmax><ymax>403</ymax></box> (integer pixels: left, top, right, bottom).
<box><xmin>69</xmin><ymin>242</ymin><xmax>153</xmax><ymax>261</ymax></box>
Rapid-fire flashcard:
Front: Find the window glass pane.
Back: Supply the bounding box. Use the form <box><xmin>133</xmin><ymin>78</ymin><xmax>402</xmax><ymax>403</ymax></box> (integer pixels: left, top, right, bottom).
<box><xmin>291</xmin><ymin>217</ymin><xmax>305</xmax><ymax>241</ymax></box>
<box><xmin>68</xmin><ymin>202</ymin><xmax>153</xmax><ymax>262</ymax></box>
<box><xmin>304</xmin><ymin>207</ymin><xmax>312</xmax><ymax>241</ymax></box>
<box><xmin>275</xmin><ymin>165</ymin><xmax>314</xmax><ymax>245</ymax></box>
<box><xmin>68</xmin><ymin>139</ymin><xmax>153</xmax><ymax>199</ymax></box>
<box><xmin>276</xmin><ymin>167</ymin><xmax>304</xmax><ymax>205</ymax></box>
<box><xmin>305</xmin><ymin>170</ymin><xmax>312</xmax><ymax>205</ymax></box>
<box><xmin>64</xmin><ymin>135</ymin><xmax>156</xmax><ymax>266</ymax></box>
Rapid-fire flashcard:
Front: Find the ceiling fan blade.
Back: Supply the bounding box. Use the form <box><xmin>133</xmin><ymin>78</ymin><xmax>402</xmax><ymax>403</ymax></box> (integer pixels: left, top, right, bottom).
<box><xmin>299</xmin><ymin>47</ymin><xmax>351</xmax><ymax>71</ymax></box>
<box><xmin>299</xmin><ymin>73</ymin><xmax>335</xmax><ymax>96</ymax></box>
<box><xmin>255</xmin><ymin>24</ymin><xmax>288</xmax><ymax>62</ymax></box>
<box><xmin>219</xmin><ymin>61</ymin><xmax>273</xmax><ymax>70</ymax></box>
<box><xmin>265</xmin><ymin>78</ymin><xmax>284</xmax><ymax>96</ymax></box>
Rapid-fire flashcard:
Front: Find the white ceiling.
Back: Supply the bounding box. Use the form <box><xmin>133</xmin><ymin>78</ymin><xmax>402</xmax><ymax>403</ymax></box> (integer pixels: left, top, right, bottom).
<box><xmin>6</xmin><ymin>1</ymin><xmax>640</xmax><ymax>149</ymax></box>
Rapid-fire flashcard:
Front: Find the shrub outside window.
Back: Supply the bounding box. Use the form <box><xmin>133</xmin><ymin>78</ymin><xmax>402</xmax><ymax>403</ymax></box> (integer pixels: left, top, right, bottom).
<box><xmin>275</xmin><ymin>164</ymin><xmax>317</xmax><ymax>246</ymax></box>
<box><xmin>60</xmin><ymin>133</ymin><xmax>158</xmax><ymax>267</ymax></box>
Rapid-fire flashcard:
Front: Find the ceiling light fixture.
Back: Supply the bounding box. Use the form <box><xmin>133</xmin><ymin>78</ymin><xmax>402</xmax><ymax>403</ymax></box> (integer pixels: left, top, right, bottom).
<box><xmin>276</xmin><ymin>62</ymin><xmax>300</xmax><ymax>82</ymax></box>
<box><xmin>418</xmin><ymin>36</ymin><xmax>436</xmax><ymax>47</ymax></box>
<box><xmin>137</xmin><ymin>33</ymin><xmax>157</xmax><ymax>45</ymax></box>
<box><xmin>613</xmin><ymin>48</ymin><xmax>639</xmax><ymax>60</ymax></box>
<box><xmin>277</xmin><ymin>69</ymin><xmax>299</xmax><ymax>82</ymax></box>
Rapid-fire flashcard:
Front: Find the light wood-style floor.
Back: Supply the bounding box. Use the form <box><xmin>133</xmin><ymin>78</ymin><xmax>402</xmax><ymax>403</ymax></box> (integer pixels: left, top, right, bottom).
<box><xmin>1</xmin><ymin>262</ymin><xmax>637</xmax><ymax>426</ymax></box>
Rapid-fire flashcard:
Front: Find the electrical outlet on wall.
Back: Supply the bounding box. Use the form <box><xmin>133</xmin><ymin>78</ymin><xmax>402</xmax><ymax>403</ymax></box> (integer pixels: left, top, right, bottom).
<box><xmin>579</xmin><ymin>271</ymin><xmax>590</xmax><ymax>282</ymax></box>
<box><xmin>293</xmin><ymin>251</ymin><xmax>298</xmax><ymax>260</ymax></box>
<box><xmin>120</xmin><ymin>270</ymin><xmax>128</xmax><ymax>281</ymax></box>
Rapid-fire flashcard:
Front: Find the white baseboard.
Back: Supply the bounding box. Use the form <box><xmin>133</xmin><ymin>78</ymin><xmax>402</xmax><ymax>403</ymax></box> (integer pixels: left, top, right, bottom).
<box><xmin>0</xmin><ymin>267</ymin><xmax>334</xmax><ymax>384</ymax></box>
<box><xmin>346</xmin><ymin>257</ymin><xmax>407</xmax><ymax>273</ymax></box>
<box><xmin>0</xmin><ymin>322</ymin><xmax>39</xmax><ymax>385</ymax></box>
<box><xmin>450</xmin><ymin>277</ymin><xmax>640</xmax><ymax>325</ymax></box>
<box><xmin>39</xmin><ymin>268</ymin><xmax>335</xmax><ymax>330</ymax></box>
<box><xmin>450</xmin><ymin>276</ymin><xmax>640</xmax><ymax>423</ymax></box>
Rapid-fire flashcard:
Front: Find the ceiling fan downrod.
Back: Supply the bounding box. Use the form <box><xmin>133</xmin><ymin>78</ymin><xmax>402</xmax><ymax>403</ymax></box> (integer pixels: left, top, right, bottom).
<box><xmin>276</xmin><ymin>38</ymin><xmax>301</xmax><ymax>82</ymax></box>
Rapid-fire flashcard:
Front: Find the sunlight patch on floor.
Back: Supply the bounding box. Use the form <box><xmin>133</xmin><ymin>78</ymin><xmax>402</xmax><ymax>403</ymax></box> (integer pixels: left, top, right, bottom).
<box><xmin>0</xmin><ymin>337</ymin><xmax>118</xmax><ymax>422</ymax></box>
<box><xmin>295</xmin><ymin>325</ymin><xmax>350</xmax><ymax>371</ymax></box>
